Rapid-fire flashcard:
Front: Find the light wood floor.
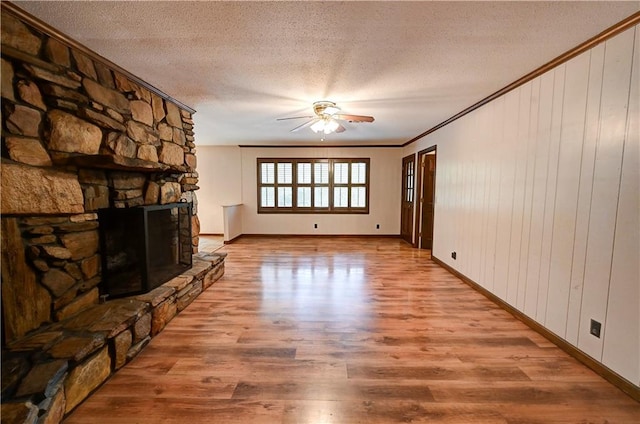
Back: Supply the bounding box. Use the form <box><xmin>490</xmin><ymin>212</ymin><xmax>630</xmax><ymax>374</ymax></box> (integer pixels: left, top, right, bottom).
<box><xmin>65</xmin><ymin>237</ymin><xmax>640</xmax><ymax>423</ymax></box>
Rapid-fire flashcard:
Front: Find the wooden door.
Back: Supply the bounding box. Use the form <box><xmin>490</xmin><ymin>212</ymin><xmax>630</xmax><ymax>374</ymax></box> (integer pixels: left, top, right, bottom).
<box><xmin>420</xmin><ymin>153</ymin><xmax>436</xmax><ymax>249</ymax></box>
<box><xmin>400</xmin><ymin>154</ymin><xmax>415</xmax><ymax>244</ymax></box>
<box><xmin>414</xmin><ymin>148</ymin><xmax>437</xmax><ymax>250</ymax></box>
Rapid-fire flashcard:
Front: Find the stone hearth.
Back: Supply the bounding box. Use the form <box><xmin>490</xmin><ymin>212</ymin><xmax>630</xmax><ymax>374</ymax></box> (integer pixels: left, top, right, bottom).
<box><xmin>1</xmin><ymin>252</ymin><xmax>225</xmax><ymax>424</ymax></box>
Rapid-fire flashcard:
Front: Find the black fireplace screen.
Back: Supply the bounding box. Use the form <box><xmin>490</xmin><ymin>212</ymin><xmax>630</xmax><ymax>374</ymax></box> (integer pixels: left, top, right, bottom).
<box><xmin>98</xmin><ymin>202</ymin><xmax>192</xmax><ymax>298</ymax></box>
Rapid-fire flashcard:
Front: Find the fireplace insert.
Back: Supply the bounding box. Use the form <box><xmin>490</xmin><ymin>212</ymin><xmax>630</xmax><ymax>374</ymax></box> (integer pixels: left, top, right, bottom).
<box><xmin>98</xmin><ymin>202</ymin><xmax>192</xmax><ymax>298</ymax></box>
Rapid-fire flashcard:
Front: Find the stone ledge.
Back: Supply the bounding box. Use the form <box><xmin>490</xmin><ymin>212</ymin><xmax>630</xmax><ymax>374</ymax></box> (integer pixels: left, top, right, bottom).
<box><xmin>57</xmin><ymin>154</ymin><xmax>170</xmax><ymax>173</ymax></box>
<box><xmin>1</xmin><ymin>252</ymin><xmax>226</xmax><ymax>424</ymax></box>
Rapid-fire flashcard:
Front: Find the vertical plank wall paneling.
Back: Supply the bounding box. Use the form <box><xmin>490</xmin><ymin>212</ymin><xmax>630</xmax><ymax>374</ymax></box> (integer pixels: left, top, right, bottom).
<box><xmin>409</xmin><ymin>25</ymin><xmax>639</xmax><ymax>386</ymax></box>
<box><xmin>483</xmin><ymin>96</ymin><xmax>505</xmax><ymax>293</ymax></box>
<box><xmin>493</xmin><ymin>90</ymin><xmax>520</xmax><ymax>301</ymax></box>
<box><xmin>537</xmin><ymin>66</ymin><xmax>566</xmax><ymax>327</ymax></box>
<box><xmin>461</xmin><ymin>115</ymin><xmax>476</xmax><ymax>277</ymax></box>
<box><xmin>470</xmin><ymin>108</ymin><xmax>485</xmax><ymax>282</ymax></box>
<box><xmin>460</xmin><ymin>116</ymin><xmax>478</xmax><ymax>269</ymax></box>
<box><xmin>602</xmin><ymin>28</ymin><xmax>639</xmax><ymax>384</ymax></box>
<box><xmin>544</xmin><ymin>53</ymin><xmax>591</xmax><ymax>332</ymax></box>
<box><xmin>506</xmin><ymin>81</ymin><xmax>532</xmax><ymax>306</ymax></box>
<box><xmin>478</xmin><ymin>105</ymin><xmax>492</xmax><ymax>288</ymax></box>
<box><xmin>565</xmin><ymin>43</ymin><xmax>606</xmax><ymax>345</ymax></box>
<box><xmin>516</xmin><ymin>77</ymin><xmax>541</xmax><ymax>312</ymax></box>
<box><xmin>578</xmin><ymin>28</ymin><xmax>634</xmax><ymax>361</ymax></box>
<box><xmin>523</xmin><ymin>73</ymin><xmax>549</xmax><ymax>319</ymax></box>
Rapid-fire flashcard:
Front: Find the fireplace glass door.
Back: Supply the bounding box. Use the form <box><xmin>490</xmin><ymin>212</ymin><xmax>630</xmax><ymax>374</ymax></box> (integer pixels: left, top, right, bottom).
<box><xmin>99</xmin><ymin>202</ymin><xmax>192</xmax><ymax>298</ymax></box>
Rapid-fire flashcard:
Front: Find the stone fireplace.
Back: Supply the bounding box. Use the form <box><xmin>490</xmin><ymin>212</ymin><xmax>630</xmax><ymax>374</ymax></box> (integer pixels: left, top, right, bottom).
<box><xmin>1</xmin><ymin>2</ymin><xmax>201</xmax><ymax>344</ymax></box>
<box><xmin>0</xmin><ymin>4</ymin><xmax>224</xmax><ymax>423</ymax></box>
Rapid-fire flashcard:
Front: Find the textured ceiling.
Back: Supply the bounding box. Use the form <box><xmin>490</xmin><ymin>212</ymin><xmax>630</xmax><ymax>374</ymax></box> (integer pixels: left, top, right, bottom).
<box><xmin>14</xmin><ymin>1</ymin><xmax>640</xmax><ymax>146</ymax></box>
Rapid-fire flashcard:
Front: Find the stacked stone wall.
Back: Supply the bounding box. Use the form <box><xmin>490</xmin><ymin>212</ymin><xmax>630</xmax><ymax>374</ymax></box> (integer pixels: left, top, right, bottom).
<box><xmin>0</xmin><ymin>6</ymin><xmax>228</xmax><ymax>423</ymax></box>
<box><xmin>1</xmin><ymin>8</ymin><xmax>201</xmax><ymax>343</ymax></box>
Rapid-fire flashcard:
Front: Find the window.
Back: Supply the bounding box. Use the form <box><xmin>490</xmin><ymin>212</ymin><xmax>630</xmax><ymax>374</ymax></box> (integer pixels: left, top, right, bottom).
<box><xmin>257</xmin><ymin>158</ymin><xmax>370</xmax><ymax>213</ymax></box>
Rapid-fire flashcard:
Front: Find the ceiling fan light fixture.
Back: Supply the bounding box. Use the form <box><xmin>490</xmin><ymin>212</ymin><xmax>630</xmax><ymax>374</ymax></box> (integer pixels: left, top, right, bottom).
<box><xmin>310</xmin><ymin>120</ymin><xmax>326</xmax><ymax>133</ymax></box>
<box><xmin>324</xmin><ymin>119</ymin><xmax>339</xmax><ymax>134</ymax></box>
<box><xmin>281</xmin><ymin>101</ymin><xmax>374</xmax><ymax>135</ymax></box>
<box><xmin>310</xmin><ymin>118</ymin><xmax>340</xmax><ymax>135</ymax></box>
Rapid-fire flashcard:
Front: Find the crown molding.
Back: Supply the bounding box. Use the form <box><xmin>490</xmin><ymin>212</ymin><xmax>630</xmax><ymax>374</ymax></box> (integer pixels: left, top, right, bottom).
<box><xmin>404</xmin><ymin>11</ymin><xmax>640</xmax><ymax>147</ymax></box>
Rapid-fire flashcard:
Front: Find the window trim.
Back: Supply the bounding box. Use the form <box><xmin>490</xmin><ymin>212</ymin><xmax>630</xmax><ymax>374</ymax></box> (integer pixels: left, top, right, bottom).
<box><xmin>257</xmin><ymin>158</ymin><xmax>370</xmax><ymax>214</ymax></box>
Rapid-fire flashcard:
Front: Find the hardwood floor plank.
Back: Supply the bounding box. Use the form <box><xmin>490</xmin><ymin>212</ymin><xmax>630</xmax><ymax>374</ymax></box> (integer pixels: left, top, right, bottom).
<box><xmin>65</xmin><ymin>398</ymin><xmax>284</xmax><ymax>424</ymax></box>
<box><xmin>90</xmin><ymin>373</ymin><xmax>237</xmax><ymax>399</ymax></box>
<box><xmin>231</xmin><ymin>380</ymin><xmax>435</xmax><ymax>402</ymax></box>
<box><xmin>281</xmin><ymin>400</ymin><xmax>509</xmax><ymax>424</ymax></box>
<box><xmin>64</xmin><ymin>237</ymin><xmax>640</xmax><ymax>423</ymax></box>
<box><xmin>346</xmin><ymin>364</ymin><xmax>531</xmax><ymax>381</ymax></box>
<box><xmin>165</xmin><ymin>357</ymin><xmax>349</xmax><ymax>381</ymax></box>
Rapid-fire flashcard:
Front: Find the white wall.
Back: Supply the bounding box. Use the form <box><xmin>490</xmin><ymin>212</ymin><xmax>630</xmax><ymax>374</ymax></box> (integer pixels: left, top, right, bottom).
<box><xmin>198</xmin><ymin>145</ymin><xmax>402</xmax><ymax>235</ymax></box>
<box><xmin>404</xmin><ymin>25</ymin><xmax>639</xmax><ymax>386</ymax></box>
<box><xmin>197</xmin><ymin>146</ymin><xmax>242</xmax><ymax>234</ymax></box>
<box><xmin>240</xmin><ymin>147</ymin><xmax>401</xmax><ymax>235</ymax></box>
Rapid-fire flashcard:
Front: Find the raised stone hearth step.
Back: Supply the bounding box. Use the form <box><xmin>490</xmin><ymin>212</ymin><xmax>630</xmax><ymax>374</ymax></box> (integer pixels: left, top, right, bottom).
<box><xmin>1</xmin><ymin>252</ymin><xmax>226</xmax><ymax>424</ymax></box>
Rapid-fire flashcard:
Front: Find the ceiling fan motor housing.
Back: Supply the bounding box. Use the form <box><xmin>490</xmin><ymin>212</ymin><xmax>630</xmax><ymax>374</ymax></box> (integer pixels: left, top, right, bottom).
<box><xmin>313</xmin><ymin>101</ymin><xmax>339</xmax><ymax>117</ymax></box>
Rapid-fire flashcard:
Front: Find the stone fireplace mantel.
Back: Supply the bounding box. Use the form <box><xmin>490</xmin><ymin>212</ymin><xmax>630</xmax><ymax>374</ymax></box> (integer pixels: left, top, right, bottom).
<box><xmin>59</xmin><ymin>154</ymin><xmax>174</xmax><ymax>172</ymax></box>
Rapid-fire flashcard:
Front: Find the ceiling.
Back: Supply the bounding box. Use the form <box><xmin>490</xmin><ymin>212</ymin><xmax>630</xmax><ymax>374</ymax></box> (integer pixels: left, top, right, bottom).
<box><xmin>13</xmin><ymin>1</ymin><xmax>640</xmax><ymax>147</ymax></box>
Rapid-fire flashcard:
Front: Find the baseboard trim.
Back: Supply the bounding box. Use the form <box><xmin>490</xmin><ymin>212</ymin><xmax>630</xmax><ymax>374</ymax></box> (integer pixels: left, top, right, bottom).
<box><xmin>222</xmin><ymin>233</ymin><xmax>402</xmax><ymax>244</ymax></box>
<box><xmin>223</xmin><ymin>234</ymin><xmax>243</xmax><ymax>244</ymax></box>
<box><xmin>239</xmin><ymin>234</ymin><xmax>402</xmax><ymax>238</ymax></box>
<box><xmin>431</xmin><ymin>255</ymin><xmax>640</xmax><ymax>402</ymax></box>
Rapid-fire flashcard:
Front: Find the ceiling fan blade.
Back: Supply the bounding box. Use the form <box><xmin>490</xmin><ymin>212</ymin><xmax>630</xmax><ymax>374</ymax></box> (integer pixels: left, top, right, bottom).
<box><xmin>335</xmin><ymin>124</ymin><xmax>346</xmax><ymax>133</ymax></box>
<box><xmin>334</xmin><ymin>114</ymin><xmax>375</xmax><ymax>123</ymax></box>
<box><xmin>290</xmin><ymin>119</ymin><xmax>318</xmax><ymax>132</ymax></box>
<box><xmin>277</xmin><ymin>115</ymin><xmax>314</xmax><ymax>121</ymax></box>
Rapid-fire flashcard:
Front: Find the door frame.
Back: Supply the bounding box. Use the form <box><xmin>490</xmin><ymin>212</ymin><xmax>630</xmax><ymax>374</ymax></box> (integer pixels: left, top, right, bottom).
<box><xmin>414</xmin><ymin>145</ymin><xmax>437</xmax><ymax>249</ymax></box>
<box><xmin>400</xmin><ymin>153</ymin><xmax>416</xmax><ymax>245</ymax></box>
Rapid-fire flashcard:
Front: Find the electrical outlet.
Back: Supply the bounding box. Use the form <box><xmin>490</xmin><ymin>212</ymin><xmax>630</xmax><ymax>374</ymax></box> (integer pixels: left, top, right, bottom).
<box><xmin>590</xmin><ymin>319</ymin><xmax>601</xmax><ymax>338</ymax></box>
<box><xmin>376</xmin><ymin>224</ymin><xmax>380</xmax><ymax>229</ymax></box>
<box><xmin>451</xmin><ymin>251</ymin><xmax>457</xmax><ymax>260</ymax></box>
<box><xmin>314</xmin><ymin>223</ymin><xmax>318</xmax><ymax>229</ymax></box>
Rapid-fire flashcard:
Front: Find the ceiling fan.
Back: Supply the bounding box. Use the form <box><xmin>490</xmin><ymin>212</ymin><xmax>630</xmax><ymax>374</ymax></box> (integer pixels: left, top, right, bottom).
<box><xmin>277</xmin><ymin>101</ymin><xmax>374</xmax><ymax>135</ymax></box>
